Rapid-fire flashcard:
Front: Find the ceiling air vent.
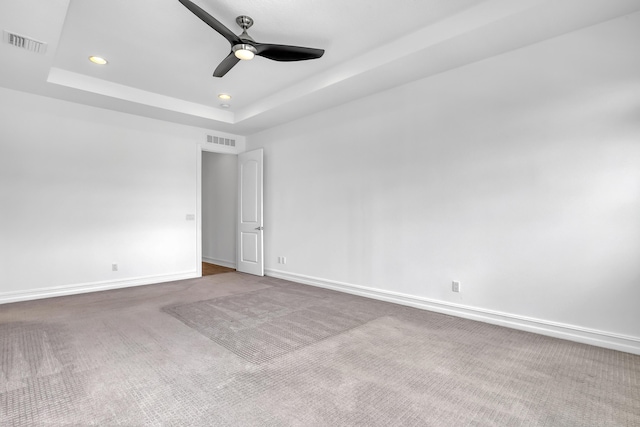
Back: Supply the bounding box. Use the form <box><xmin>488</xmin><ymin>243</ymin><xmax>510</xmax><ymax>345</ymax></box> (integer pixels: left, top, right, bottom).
<box><xmin>207</xmin><ymin>135</ymin><xmax>235</xmax><ymax>147</ymax></box>
<box><xmin>3</xmin><ymin>30</ymin><xmax>47</xmax><ymax>54</ymax></box>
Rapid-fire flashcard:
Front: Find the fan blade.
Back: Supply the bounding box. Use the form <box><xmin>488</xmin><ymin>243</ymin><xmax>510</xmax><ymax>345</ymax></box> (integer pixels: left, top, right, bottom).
<box><xmin>178</xmin><ymin>0</ymin><xmax>241</xmax><ymax>45</ymax></box>
<box><xmin>213</xmin><ymin>52</ymin><xmax>241</xmax><ymax>77</ymax></box>
<box><xmin>254</xmin><ymin>44</ymin><xmax>324</xmax><ymax>62</ymax></box>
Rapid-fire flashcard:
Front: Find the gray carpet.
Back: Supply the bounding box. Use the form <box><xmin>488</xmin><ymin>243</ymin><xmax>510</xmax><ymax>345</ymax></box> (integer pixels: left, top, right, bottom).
<box><xmin>1</xmin><ymin>273</ymin><xmax>639</xmax><ymax>426</ymax></box>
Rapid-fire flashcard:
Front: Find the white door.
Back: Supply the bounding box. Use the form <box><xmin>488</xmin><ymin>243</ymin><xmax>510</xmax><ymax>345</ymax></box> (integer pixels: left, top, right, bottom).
<box><xmin>237</xmin><ymin>149</ymin><xmax>264</xmax><ymax>276</ymax></box>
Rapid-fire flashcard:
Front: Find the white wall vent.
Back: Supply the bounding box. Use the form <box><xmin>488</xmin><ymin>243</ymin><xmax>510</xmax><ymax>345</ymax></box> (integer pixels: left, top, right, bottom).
<box><xmin>207</xmin><ymin>135</ymin><xmax>235</xmax><ymax>147</ymax></box>
<box><xmin>3</xmin><ymin>30</ymin><xmax>47</xmax><ymax>54</ymax></box>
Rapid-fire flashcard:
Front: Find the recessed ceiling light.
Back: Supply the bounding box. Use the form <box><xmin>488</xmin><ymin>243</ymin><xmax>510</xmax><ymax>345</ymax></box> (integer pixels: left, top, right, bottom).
<box><xmin>220</xmin><ymin>104</ymin><xmax>230</xmax><ymax>109</ymax></box>
<box><xmin>88</xmin><ymin>56</ymin><xmax>108</xmax><ymax>65</ymax></box>
<box><xmin>218</xmin><ymin>93</ymin><xmax>231</xmax><ymax>100</ymax></box>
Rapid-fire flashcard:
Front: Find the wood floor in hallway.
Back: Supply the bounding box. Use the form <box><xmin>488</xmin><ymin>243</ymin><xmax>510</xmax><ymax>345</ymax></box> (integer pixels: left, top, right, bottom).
<box><xmin>202</xmin><ymin>262</ymin><xmax>235</xmax><ymax>276</ymax></box>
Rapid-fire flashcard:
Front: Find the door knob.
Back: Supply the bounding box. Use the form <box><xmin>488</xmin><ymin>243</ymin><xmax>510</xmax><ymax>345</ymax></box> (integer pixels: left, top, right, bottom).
<box><xmin>255</xmin><ymin>226</ymin><xmax>264</xmax><ymax>230</ymax></box>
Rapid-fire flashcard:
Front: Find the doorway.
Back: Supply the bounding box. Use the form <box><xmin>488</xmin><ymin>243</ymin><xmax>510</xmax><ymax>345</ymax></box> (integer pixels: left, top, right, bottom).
<box><xmin>201</xmin><ymin>151</ymin><xmax>237</xmax><ymax>272</ymax></box>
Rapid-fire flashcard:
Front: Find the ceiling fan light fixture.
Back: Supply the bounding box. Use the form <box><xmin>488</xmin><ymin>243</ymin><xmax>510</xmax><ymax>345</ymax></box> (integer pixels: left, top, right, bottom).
<box><xmin>233</xmin><ymin>44</ymin><xmax>257</xmax><ymax>60</ymax></box>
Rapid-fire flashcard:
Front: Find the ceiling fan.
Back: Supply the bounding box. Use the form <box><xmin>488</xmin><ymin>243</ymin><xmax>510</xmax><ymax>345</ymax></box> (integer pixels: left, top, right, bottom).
<box><xmin>178</xmin><ymin>0</ymin><xmax>325</xmax><ymax>77</ymax></box>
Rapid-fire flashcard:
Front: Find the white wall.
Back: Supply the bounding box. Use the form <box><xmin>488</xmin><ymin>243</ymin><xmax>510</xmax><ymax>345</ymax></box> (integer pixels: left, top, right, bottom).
<box><xmin>247</xmin><ymin>13</ymin><xmax>640</xmax><ymax>352</ymax></box>
<box><xmin>0</xmin><ymin>87</ymin><xmax>243</xmax><ymax>302</ymax></box>
<box><xmin>202</xmin><ymin>152</ymin><xmax>237</xmax><ymax>268</ymax></box>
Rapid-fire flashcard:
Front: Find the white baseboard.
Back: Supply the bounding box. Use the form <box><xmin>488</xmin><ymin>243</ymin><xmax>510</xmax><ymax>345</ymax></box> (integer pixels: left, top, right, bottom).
<box><xmin>202</xmin><ymin>257</ymin><xmax>236</xmax><ymax>269</ymax></box>
<box><xmin>0</xmin><ymin>271</ymin><xmax>200</xmax><ymax>305</ymax></box>
<box><xmin>266</xmin><ymin>269</ymin><xmax>640</xmax><ymax>355</ymax></box>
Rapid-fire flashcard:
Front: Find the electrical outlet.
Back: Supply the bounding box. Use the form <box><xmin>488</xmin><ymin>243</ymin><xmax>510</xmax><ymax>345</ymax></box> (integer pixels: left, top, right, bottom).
<box><xmin>112</xmin><ymin>264</ymin><xmax>118</xmax><ymax>272</ymax></box>
<box><xmin>452</xmin><ymin>281</ymin><xmax>460</xmax><ymax>292</ymax></box>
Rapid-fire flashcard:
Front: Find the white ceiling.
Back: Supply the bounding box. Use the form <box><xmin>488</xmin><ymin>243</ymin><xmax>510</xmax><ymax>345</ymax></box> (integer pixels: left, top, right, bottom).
<box><xmin>1</xmin><ymin>0</ymin><xmax>640</xmax><ymax>135</ymax></box>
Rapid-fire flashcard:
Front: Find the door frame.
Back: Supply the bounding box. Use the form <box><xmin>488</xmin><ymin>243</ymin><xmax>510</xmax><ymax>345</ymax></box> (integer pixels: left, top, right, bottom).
<box><xmin>196</xmin><ymin>143</ymin><xmax>240</xmax><ymax>277</ymax></box>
